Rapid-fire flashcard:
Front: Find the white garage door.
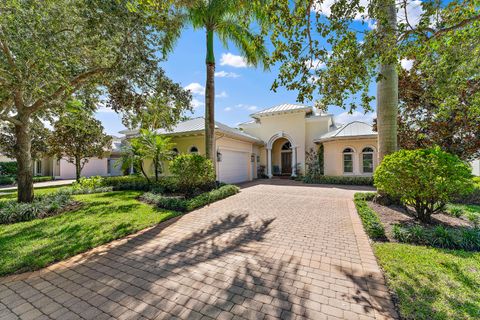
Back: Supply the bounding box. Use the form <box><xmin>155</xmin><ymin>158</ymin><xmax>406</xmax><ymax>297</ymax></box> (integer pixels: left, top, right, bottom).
<box><xmin>218</xmin><ymin>150</ymin><xmax>249</xmax><ymax>184</ymax></box>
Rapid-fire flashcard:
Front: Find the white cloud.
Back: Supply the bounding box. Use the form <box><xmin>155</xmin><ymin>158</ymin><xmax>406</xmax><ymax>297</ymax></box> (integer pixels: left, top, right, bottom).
<box><xmin>215</xmin><ymin>71</ymin><xmax>240</xmax><ymax>78</ymax></box>
<box><xmin>216</xmin><ymin>91</ymin><xmax>228</xmax><ymax>98</ymax></box>
<box><xmin>400</xmin><ymin>59</ymin><xmax>414</xmax><ymax>71</ymax></box>
<box><xmin>184</xmin><ymin>82</ymin><xmax>205</xmax><ymax>96</ymax></box>
<box><xmin>225</xmin><ymin>104</ymin><xmax>258</xmax><ymax>112</ymax></box>
<box><xmin>313</xmin><ymin>0</ymin><xmax>369</xmax><ymax>21</ymax></box>
<box><xmin>191</xmin><ymin>98</ymin><xmax>204</xmax><ymax>109</ymax></box>
<box><xmin>220</xmin><ymin>53</ymin><xmax>249</xmax><ymax>68</ymax></box>
<box><xmin>334</xmin><ymin>111</ymin><xmax>375</xmax><ymax>125</ymax></box>
<box><xmin>305</xmin><ymin>59</ymin><xmax>326</xmax><ymax>70</ymax></box>
<box><xmin>313</xmin><ymin>0</ymin><xmax>424</xmax><ymax>28</ymax></box>
<box><xmin>398</xmin><ymin>0</ymin><xmax>424</xmax><ymax>28</ymax></box>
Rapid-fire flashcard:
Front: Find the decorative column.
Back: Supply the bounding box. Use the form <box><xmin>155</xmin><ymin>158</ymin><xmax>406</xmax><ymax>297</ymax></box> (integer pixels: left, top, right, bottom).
<box><xmin>291</xmin><ymin>147</ymin><xmax>297</xmax><ymax>177</ymax></box>
<box><xmin>267</xmin><ymin>148</ymin><xmax>272</xmax><ymax>178</ymax></box>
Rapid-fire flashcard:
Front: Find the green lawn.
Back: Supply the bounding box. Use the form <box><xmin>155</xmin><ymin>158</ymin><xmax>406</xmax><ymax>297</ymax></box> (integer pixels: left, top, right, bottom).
<box><xmin>0</xmin><ymin>191</ymin><xmax>180</xmax><ymax>276</ymax></box>
<box><xmin>374</xmin><ymin>243</ymin><xmax>480</xmax><ymax>320</ymax></box>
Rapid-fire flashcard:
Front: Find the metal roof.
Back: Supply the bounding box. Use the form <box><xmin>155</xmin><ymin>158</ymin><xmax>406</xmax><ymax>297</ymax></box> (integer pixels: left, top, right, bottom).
<box><xmin>250</xmin><ymin>104</ymin><xmax>312</xmax><ymax>117</ymax></box>
<box><xmin>315</xmin><ymin>121</ymin><xmax>377</xmax><ymax>142</ymax></box>
<box><xmin>147</xmin><ymin>117</ymin><xmax>263</xmax><ymax>143</ymax></box>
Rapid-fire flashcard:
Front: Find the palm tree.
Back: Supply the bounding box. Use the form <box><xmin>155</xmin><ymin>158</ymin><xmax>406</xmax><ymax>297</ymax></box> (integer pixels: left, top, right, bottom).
<box><xmin>176</xmin><ymin>1</ymin><xmax>268</xmax><ymax>176</ymax></box>
<box><xmin>136</xmin><ymin>129</ymin><xmax>175</xmax><ymax>182</ymax></box>
<box><xmin>376</xmin><ymin>0</ymin><xmax>399</xmax><ymax>160</ymax></box>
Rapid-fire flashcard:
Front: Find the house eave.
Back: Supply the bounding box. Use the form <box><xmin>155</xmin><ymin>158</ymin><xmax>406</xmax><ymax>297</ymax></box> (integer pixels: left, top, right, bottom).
<box><xmin>314</xmin><ymin>134</ymin><xmax>378</xmax><ymax>143</ymax></box>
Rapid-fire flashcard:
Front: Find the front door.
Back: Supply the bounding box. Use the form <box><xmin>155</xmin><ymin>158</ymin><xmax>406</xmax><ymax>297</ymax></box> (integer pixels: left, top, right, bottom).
<box><xmin>281</xmin><ymin>152</ymin><xmax>292</xmax><ymax>174</ymax></box>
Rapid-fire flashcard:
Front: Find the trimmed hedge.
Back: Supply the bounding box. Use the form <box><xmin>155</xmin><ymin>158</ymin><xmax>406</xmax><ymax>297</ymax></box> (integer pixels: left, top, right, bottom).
<box><xmin>353</xmin><ymin>193</ymin><xmax>386</xmax><ymax>239</ymax></box>
<box><xmin>304</xmin><ymin>175</ymin><xmax>374</xmax><ymax>186</ymax></box>
<box><xmin>0</xmin><ymin>162</ymin><xmax>17</xmax><ymax>176</ymax></box>
<box><xmin>33</xmin><ymin>176</ymin><xmax>54</xmax><ymax>183</ymax></box>
<box><xmin>101</xmin><ymin>175</ymin><xmax>181</xmax><ymax>193</ymax></box>
<box><xmin>0</xmin><ymin>191</ymin><xmax>73</xmax><ymax>224</ymax></box>
<box><xmin>141</xmin><ymin>184</ymin><xmax>240</xmax><ymax>212</ymax></box>
<box><xmin>455</xmin><ymin>185</ymin><xmax>480</xmax><ymax>205</ymax></box>
<box><xmin>392</xmin><ymin>224</ymin><xmax>480</xmax><ymax>251</ymax></box>
<box><xmin>0</xmin><ymin>176</ymin><xmax>15</xmax><ymax>186</ymax></box>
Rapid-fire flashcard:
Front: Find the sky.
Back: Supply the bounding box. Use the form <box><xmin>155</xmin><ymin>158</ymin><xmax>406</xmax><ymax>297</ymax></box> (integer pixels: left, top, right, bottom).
<box><xmin>95</xmin><ymin>1</ymin><xmax>424</xmax><ymax>135</ymax></box>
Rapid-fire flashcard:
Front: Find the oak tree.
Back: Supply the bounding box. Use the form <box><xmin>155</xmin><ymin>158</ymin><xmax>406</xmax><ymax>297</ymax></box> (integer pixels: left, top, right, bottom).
<box><xmin>0</xmin><ymin>0</ymin><xmax>190</xmax><ymax>202</ymax></box>
<box><xmin>49</xmin><ymin>107</ymin><xmax>112</xmax><ymax>182</ymax></box>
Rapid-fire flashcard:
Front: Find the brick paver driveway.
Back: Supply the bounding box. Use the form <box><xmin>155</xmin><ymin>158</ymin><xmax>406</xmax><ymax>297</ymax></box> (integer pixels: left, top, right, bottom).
<box><xmin>0</xmin><ymin>180</ymin><xmax>397</xmax><ymax>320</ymax></box>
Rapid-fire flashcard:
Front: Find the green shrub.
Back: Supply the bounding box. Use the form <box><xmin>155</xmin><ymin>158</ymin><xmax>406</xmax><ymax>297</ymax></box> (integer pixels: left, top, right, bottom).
<box><xmin>455</xmin><ymin>185</ymin><xmax>480</xmax><ymax>205</ymax></box>
<box><xmin>432</xmin><ymin>226</ymin><xmax>457</xmax><ymax>249</ymax></box>
<box><xmin>143</xmin><ymin>184</ymin><xmax>240</xmax><ymax>212</ymax></box>
<box><xmin>32</xmin><ymin>176</ymin><xmax>54</xmax><ymax>183</ymax></box>
<box><xmin>102</xmin><ymin>175</ymin><xmax>151</xmax><ymax>191</ymax></box>
<box><xmin>391</xmin><ymin>224</ymin><xmax>480</xmax><ymax>251</ymax></box>
<box><xmin>465</xmin><ymin>212</ymin><xmax>480</xmax><ymax>228</ymax></box>
<box><xmin>374</xmin><ymin>147</ymin><xmax>474</xmax><ymax>223</ymax></box>
<box><xmin>0</xmin><ymin>162</ymin><xmax>17</xmax><ymax>176</ymax></box>
<box><xmin>170</xmin><ymin>154</ymin><xmax>215</xmax><ymax>197</ymax></box>
<box><xmin>304</xmin><ymin>175</ymin><xmax>374</xmax><ymax>185</ymax></box>
<box><xmin>353</xmin><ymin>193</ymin><xmax>386</xmax><ymax>239</ymax></box>
<box><xmin>72</xmin><ymin>176</ymin><xmax>104</xmax><ymax>191</ymax></box>
<box><xmin>447</xmin><ymin>206</ymin><xmax>464</xmax><ymax>218</ymax></box>
<box><xmin>392</xmin><ymin>224</ymin><xmax>411</xmax><ymax>243</ymax></box>
<box><xmin>0</xmin><ymin>191</ymin><xmax>73</xmax><ymax>224</ymax></box>
<box><xmin>0</xmin><ymin>176</ymin><xmax>15</xmax><ymax>185</ymax></box>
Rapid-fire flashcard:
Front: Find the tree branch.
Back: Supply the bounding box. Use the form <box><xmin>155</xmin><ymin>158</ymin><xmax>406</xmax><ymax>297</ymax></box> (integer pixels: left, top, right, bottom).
<box><xmin>28</xmin><ymin>67</ymin><xmax>111</xmax><ymax>114</ymax></box>
<box><xmin>0</xmin><ymin>26</ymin><xmax>25</xmax><ymax>110</ymax></box>
<box><xmin>432</xmin><ymin>13</ymin><xmax>480</xmax><ymax>38</ymax></box>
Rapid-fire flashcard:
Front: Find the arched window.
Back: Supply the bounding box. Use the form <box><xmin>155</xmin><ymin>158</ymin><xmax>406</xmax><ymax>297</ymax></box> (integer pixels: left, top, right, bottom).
<box><xmin>172</xmin><ymin>148</ymin><xmax>179</xmax><ymax>155</ymax></box>
<box><xmin>343</xmin><ymin>148</ymin><xmax>354</xmax><ymax>173</ymax></box>
<box><xmin>362</xmin><ymin>147</ymin><xmax>374</xmax><ymax>173</ymax></box>
<box><xmin>281</xmin><ymin>141</ymin><xmax>292</xmax><ymax>150</ymax></box>
<box><xmin>189</xmin><ymin>146</ymin><xmax>198</xmax><ymax>154</ymax></box>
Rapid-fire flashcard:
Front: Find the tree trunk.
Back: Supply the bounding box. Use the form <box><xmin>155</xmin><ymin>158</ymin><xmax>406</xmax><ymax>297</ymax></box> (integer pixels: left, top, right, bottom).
<box><xmin>15</xmin><ymin>119</ymin><xmax>34</xmax><ymax>203</ymax></box>
<box><xmin>75</xmin><ymin>157</ymin><xmax>81</xmax><ymax>182</ymax></box>
<box><xmin>376</xmin><ymin>0</ymin><xmax>399</xmax><ymax>161</ymax></box>
<box><xmin>205</xmin><ymin>28</ymin><xmax>216</xmax><ymax>178</ymax></box>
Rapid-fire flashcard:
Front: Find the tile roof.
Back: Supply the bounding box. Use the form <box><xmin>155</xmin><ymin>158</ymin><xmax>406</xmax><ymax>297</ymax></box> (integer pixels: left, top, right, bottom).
<box><xmin>316</xmin><ymin>121</ymin><xmax>377</xmax><ymax>141</ymax></box>
<box><xmin>250</xmin><ymin>104</ymin><xmax>312</xmax><ymax>117</ymax></box>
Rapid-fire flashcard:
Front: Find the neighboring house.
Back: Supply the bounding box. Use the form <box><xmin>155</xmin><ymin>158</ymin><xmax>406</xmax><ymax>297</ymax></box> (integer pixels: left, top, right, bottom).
<box><xmin>0</xmin><ymin>137</ymin><xmax>124</xmax><ymax>179</ymax></box>
<box><xmin>472</xmin><ymin>159</ymin><xmax>480</xmax><ymax>176</ymax></box>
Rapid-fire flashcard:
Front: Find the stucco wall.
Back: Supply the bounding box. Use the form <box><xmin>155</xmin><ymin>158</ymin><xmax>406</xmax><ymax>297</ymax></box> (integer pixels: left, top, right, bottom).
<box><xmin>241</xmin><ymin>112</ymin><xmax>333</xmax><ymax>175</ymax></box>
<box><xmin>323</xmin><ymin>138</ymin><xmax>378</xmax><ymax>176</ymax></box>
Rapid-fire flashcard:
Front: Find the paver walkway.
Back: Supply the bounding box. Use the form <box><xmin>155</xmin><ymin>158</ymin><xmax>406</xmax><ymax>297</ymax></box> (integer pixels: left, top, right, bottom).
<box><xmin>0</xmin><ymin>180</ymin><xmax>397</xmax><ymax>320</ymax></box>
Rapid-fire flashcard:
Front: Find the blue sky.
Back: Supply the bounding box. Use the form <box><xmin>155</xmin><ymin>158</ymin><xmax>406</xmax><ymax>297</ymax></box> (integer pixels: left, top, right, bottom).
<box><xmin>95</xmin><ymin>25</ymin><xmax>379</xmax><ymax>135</ymax></box>
<box><xmin>96</xmin><ymin>0</ymin><xmax>426</xmax><ymax>136</ymax></box>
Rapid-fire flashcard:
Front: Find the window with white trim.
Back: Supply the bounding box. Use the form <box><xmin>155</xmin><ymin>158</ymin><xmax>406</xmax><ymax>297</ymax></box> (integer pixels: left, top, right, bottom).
<box><xmin>36</xmin><ymin>160</ymin><xmax>42</xmax><ymax>175</ymax></box>
<box><xmin>343</xmin><ymin>148</ymin><xmax>354</xmax><ymax>173</ymax></box>
<box><xmin>362</xmin><ymin>147</ymin><xmax>374</xmax><ymax>173</ymax></box>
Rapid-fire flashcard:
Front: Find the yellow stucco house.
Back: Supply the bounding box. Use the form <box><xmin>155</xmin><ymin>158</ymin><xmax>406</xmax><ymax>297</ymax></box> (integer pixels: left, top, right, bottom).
<box><xmin>121</xmin><ymin>103</ymin><xmax>379</xmax><ymax>183</ymax></box>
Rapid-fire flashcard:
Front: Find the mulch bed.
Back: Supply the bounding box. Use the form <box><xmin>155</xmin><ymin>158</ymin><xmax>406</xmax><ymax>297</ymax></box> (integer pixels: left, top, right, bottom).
<box><xmin>368</xmin><ymin>201</ymin><xmax>473</xmax><ymax>242</ymax></box>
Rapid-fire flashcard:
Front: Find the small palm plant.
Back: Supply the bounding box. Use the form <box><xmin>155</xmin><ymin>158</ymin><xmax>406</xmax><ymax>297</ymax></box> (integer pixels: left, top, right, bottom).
<box><xmin>119</xmin><ymin>129</ymin><xmax>175</xmax><ymax>183</ymax></box>
<box><xmin>136</xmin><ymin>129</ymin><xmax>175</xmax><ymax>182</ymax></box>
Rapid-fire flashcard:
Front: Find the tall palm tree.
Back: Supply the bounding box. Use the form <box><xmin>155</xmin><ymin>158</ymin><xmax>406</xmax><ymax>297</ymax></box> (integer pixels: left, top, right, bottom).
<box><xmin>376</xmin><ymin>0</ymin><xmax>399</xmax><ymax>160</ymax></box>
<box><xmin>178</xmin><ymin>1</ymin><xmax>268</xmax><ymax>176</ymax></box>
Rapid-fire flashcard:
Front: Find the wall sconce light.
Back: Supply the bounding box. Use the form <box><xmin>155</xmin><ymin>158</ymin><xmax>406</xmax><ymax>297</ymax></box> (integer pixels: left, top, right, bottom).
<box><xmin>217</xmin><ymin>151</ymin><xmax>222</xmax><ymax>162</ymax></box>
<box><xmin>251</xmin><ymin>154</ymin><xmax>255</xmax><ymax>162</ymax></box>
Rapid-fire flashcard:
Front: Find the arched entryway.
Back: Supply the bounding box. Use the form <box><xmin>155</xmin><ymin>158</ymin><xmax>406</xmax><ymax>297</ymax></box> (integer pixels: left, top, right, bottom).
<box><xmin>266</xmin><ymin>131</ymin><xmax>297</xmax><ymax>178</ymax></box>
